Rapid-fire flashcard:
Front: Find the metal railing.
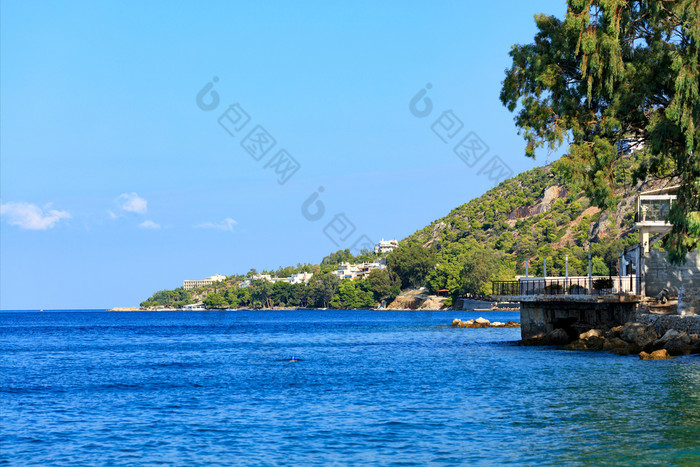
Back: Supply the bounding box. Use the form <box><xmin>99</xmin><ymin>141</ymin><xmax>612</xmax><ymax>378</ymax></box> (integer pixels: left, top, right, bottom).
<box><xmin>492</xmin><ymin>275</ymin><xmax>640</xmax><ymax>297</ymax></box>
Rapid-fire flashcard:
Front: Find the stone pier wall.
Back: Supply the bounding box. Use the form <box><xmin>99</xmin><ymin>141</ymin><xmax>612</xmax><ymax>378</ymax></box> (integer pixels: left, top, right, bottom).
<box><xmin>520</xmin><ymin>301</ymin><xmax>638</xmax><ymax>340</ymax></box>
<box><xmin>679</xmin><ymin>286</ymin><xmax>700</xmax><ymax>316</ymax></box>
<box><xmin>454</xmin><ymin>298</ymin><xmax>493</xmax><ymax>310</ymax></box>
<box><xmin>636</xmin><ymin>313</ymin><xmax>700</xmax><ymax>336</ymax></box>
<box><xmin>644</xmin><ymin>250</ymin><xmax>700</xmax><ymax>297</ymax></box>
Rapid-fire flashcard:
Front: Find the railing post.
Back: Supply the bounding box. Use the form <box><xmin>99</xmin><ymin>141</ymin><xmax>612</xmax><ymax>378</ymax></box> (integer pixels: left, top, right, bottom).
<box><xmin>543</xmin><ymin>257</ymin><xmax>547</xmax><ymax>279</ymax></box>
<box><xmin>588</xmin><ymin>253</ymin><xmax>592</xmax><ymax>295</ymax></box>
<box><xmin>565</xmin><ymin>255</ymin><xmax>569</xmax><ymax>294</ymax></box>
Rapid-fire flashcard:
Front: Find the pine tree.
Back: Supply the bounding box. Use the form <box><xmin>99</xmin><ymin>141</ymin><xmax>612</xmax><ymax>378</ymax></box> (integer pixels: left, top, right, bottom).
<box><xmin>501</xmin><ymin>0</ymin><xmax>699</xmax><ymax>264</ymax></box>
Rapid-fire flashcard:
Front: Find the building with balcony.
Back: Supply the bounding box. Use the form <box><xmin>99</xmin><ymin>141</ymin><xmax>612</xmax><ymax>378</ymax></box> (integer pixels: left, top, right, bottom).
<box><xmin>288</xmin><ymin>272</ymin><xmax>313</xmax><ymax>284</ymax></box>
<box><xmin>333</xmin><ymin>259</ymin><xmax>387</xmax><ymax>280</ymax></box>
<box><xmin>635</xmin><ymin>185</ymin><xmax>678</xmax><ymax>253</ymax></box>
<box><xmin>238</xmin><ymin>272</ymin><xmax>313</xmax><ymax>288</ymax></box>
<box><xmin>183</xmin><ymin>274</ymin><xmax>226</xmax><ymax>290</ymax></box>
<box><xmin>374</xmin><ymin>239</ymin><xmax>399</xmax><ymax>254</ymax></box>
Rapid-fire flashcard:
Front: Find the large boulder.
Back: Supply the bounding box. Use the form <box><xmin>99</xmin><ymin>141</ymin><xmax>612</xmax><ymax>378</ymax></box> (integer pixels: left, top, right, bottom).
<box><xmin>620</xmin><ymin>322</ymin><xmax>658</xmax><ymax>348</ymax></box>
<box><xmin>612</xmin><ymin>342</ymin><xmax>640</xmax><ymax>356</ymax></box>
<box><xmin>450</xmin><ymin>318</ymin><xmax>490</xmax><ymax>328</ymax></box>
<box><xmin>639</xmin><ymin>349</ymin><xmax>672</xmax><ymax>360</ymax></box>
<box><xmin>521</xmin><ymin>328</ymin><xmax>571</xmax><ymax>346</ymax></box>
<box><xmin>662</xmin><ymin>332</ymin><xmax>700</xmax><ymax>355</ymax></box>
<box><xmin>565</xmin><ymin>335</ymin><xmax>606</xmax><ymax>351</ymax></box>
<box><xmin>654</xmin><ymin>329</ymin><xmax>682</xmax><ymax>347</ymax></box>
<box><xmin>541</xmin><ymin>328</ymin><xmax>571</xmax><ymax>345</ymax></box>
<box><xmin>605</xmin><ymin>325</ymin><xmax>624</xmax><ymax>339</ymax></box>
<box><xmin>505</xmin><ymin>321</ymin><xmax>520</xmax><ymax>328</ymax></box>
<box><xmin>603</xmin><ymin>337</ymin><xmax>630</xmax><ymax>352</ymax></box>
<box><xmin>579</xmin><ymin>329</ymin><xmax>605</xmax><ymax>340</ymax></box>
<box><xmin>566</xmin><ymin>339</ymin><xmax>588</xmax><ymax>351</ymax></box>
<box><xmin>475</xmin><ymin>317</ymin><xmax>491</xmax><ymax>325</ymax></box>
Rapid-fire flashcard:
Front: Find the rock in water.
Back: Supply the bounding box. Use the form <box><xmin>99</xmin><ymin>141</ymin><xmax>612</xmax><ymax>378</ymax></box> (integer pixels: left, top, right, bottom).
<box><xmin>603</xmin><ymin>337</ymin><xmax>629</xmax><ymax>352</ymax></box>
<box><xmin>542</xmin><ymin>328</ymin><xmax>570</xmax><ymax>345</ymax></box>
<box><xmin>663</xmin><ymin>332</ymin><xmax>694</xmax><ymax>355</ymax></box>
<box><xmin>565</xmin><ymin>335</ymin><xmax>606</xmax><ymax>351</ymax></box>
<box><xmin>475</xmin><ymin>317</ymin><xmax>490</xmax><ymax>325</ymax></box>
<box><xmin>654</xmin><ymin>329</ymin><xmax>681</xmax><ymax>347</ymax></box>
<box><xmin>620</xmin><ymin>322</ymin><xmax>658</xmax><ymax>348</ymax></box>
<box><xmin>639</xmin><ymin>349</ymin><xmax>671</xmax><ymax>360</ymax></box>
<box><xmin>579</xmin><ymin>329</ymin><xmax>604</xmax><ymax>340</ymax></box>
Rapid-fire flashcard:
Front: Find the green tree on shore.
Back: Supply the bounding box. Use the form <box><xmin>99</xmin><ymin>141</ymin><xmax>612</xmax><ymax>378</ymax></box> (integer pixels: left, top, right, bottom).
<box><xmin>387</xmin><ymin>243</ymin><xmax>436</xmax><ymax>289</ymax></box>
<box><xmin>367</xmin><ymin>269</ymin><xmax>401</xmax><ymax>303</ymax></box>
<box><xmin>501</xmin><ymin>0</ymin><xmax>700</xmax><ymax>264</ymax></box>
<box><xmin>308</xmin><ymin>273</ymin><xmax>340</xmax><ymax>308</ymax></box>
<box><xmin>203</xmin><ymin>292</ymin><xmax>227</xmax><ymax>310</ymax></box>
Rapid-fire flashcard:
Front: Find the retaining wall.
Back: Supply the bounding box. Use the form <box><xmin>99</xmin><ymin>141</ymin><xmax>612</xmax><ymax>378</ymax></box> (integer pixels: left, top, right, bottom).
<box><xmin>520</xmin><ymin>301</ymin><xmax>637</xmax><ymax>340</ymax></box>
<box><xmin>644</xmin><ymin>250</ymin><xmax>700</xmax><ymax>297</ymax></box>
<box><xmin>636</xmin><ymin>312</ymin><xmax>700</xmax><ymax>335</ymax></box>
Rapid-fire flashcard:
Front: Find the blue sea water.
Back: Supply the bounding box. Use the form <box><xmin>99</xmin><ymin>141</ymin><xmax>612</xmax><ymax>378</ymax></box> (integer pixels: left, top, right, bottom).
<box><xmin>1</xmin><ymin>310</ymin><xmax>699</xmax><ymax>465</ymax></box>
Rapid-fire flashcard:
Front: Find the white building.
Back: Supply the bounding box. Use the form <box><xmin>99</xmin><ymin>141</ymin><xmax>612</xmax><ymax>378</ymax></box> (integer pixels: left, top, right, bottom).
<box><xmin>635</xmin><ymin>185</ymin><xmax>678</xmax><ymax>253</ymax></box>
<box><xmin>183</xmin><ymin>274</ymin><xmax>226</xmax><ymax>290</ymax></box>
<box><xmin>238</xmin><ymin>274</ymin><xmax>272</xmax><ymax>288</ymax></box>
<box><xmin>239</xmin><ymin>272</ymin><xmax>313</xmax><ymax>288</ymax></box>
<box><xmin>289</xmin><ymin>272</ymin><xmax>313</xmax><ymax>284</ymax></box>
<box><xmin>374</xmin><ymin>238</ymin><xmax>399</xmax><ymax>254</ymax></box>
<box><xmin>333</xmin><ymin>259</ymin><xmax>387</xmax><ymax>280</ymax></box>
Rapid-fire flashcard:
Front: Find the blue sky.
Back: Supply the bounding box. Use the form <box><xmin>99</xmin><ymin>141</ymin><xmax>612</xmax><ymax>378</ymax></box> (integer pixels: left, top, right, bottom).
<box><xmin>1</xmin><ymin>1</ymin><xmax>567</xmax><ymax>309</ymax></box>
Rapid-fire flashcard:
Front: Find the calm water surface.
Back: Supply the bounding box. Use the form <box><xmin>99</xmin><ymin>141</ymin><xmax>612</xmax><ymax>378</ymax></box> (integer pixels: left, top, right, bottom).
<box><xmin>1</xmin><ymin>310</ymin><xmax>699</xmax><ymax>465</ymax></box>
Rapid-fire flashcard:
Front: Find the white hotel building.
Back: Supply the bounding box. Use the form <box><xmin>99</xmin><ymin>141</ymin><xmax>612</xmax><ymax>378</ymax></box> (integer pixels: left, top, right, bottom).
<box><xmin>238</xmin><ymin>272</ymin><xmax>314</xmax><ymax>288</ymax></box>
<box><xmin>183</xmin><ymin>274</ymin><xmax>226</xmax><ymax>290</ymax></box>
<box><xmin>374</xmin><ymin>239</ymin><xmax>399</xmax><ymax>254</ymax></box>
<box><xmin>333</xmin><ymin>259</ymin><xmax>387</xmax><ymax>280</ymax></box>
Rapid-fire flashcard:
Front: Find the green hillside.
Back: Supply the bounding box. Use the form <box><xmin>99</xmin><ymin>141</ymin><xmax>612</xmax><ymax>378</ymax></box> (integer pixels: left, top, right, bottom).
<box><xmin>141</xmin><ymin>155</ymin><xmax>668</xmax><ymax>308</ymax></box>
<box><xmin>403</xmin><ymin>156</ymin><xmax>664</xmax><ymax>296</ymax></box>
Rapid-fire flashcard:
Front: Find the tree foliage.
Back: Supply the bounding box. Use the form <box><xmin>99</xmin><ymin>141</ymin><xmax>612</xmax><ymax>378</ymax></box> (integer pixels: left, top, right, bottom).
<box><xmin>501</xmin><ymin>0</ymin><xmax>700</xmax><ymax>264</ymax></box>
<box><xmin>307</xmin><ymin>273</ymin><xmax>340</xmax><ymax>308</ymax></box>
<box><xmin>386</xmin><ymin>243</ymin><xmax>436</xmax><ymax>289</ymax></box>
<box><xmin>203</xmin><ymin>292</ymin><xmax>228</xmax><ymax>309</ymax></box>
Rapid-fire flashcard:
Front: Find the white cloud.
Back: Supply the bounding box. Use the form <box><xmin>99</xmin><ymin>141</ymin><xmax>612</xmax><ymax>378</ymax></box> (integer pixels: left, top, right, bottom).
<box><xmin>107</xmin><ymin>210</ymin><xmax>119</xmax><ymax>219</ymax></box>
<box><xmin>116</xmin><ymin>192</ymin><xmax>147</xmax><ymax>214</ymax></box>
<box><xmin>195</xmin><ymin>217</ymin><xmax>237</xmax><ymax>232</ymax></box>
<box><xmin>139</xmin><ymin>220</ymin><xmax>161</xmax><ymax>229</ymax></box>
<box><xmin>0</xmin><ymin>202</ymin><xmax>71</xmax><ymax>230</ymax></box>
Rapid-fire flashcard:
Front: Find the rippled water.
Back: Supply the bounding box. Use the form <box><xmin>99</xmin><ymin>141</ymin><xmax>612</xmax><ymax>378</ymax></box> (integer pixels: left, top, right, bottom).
<box><xmin>1</xmin><ymin>310</ymin><xmax>699</xmax><ymax>465</ymax></box>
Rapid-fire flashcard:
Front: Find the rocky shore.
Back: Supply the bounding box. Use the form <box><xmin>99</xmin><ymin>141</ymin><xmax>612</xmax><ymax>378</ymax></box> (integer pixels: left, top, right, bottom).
<box><xmin>521</xmin><ymin>318</ymin><xmax>700</xmax><ymax>359</ymax></box>
<box><xmin>451</xmin><ymin>318</ymin><xmax>520</xmax><ymax>328</ymax></box>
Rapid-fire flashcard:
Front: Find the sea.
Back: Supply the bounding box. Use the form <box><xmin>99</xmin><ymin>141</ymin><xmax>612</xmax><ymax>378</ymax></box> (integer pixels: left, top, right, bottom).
<box><xmin>1</xmin><ymin>309</ymin><xmax>699</xmax><ymax>465</ymax></box>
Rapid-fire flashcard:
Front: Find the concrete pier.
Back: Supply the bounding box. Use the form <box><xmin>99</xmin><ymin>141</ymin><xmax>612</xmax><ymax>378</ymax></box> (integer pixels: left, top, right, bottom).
<box><xmin>518</xmin><ymin>297</ymin><xmax>639</xmax><ymax>339</ymax></box>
